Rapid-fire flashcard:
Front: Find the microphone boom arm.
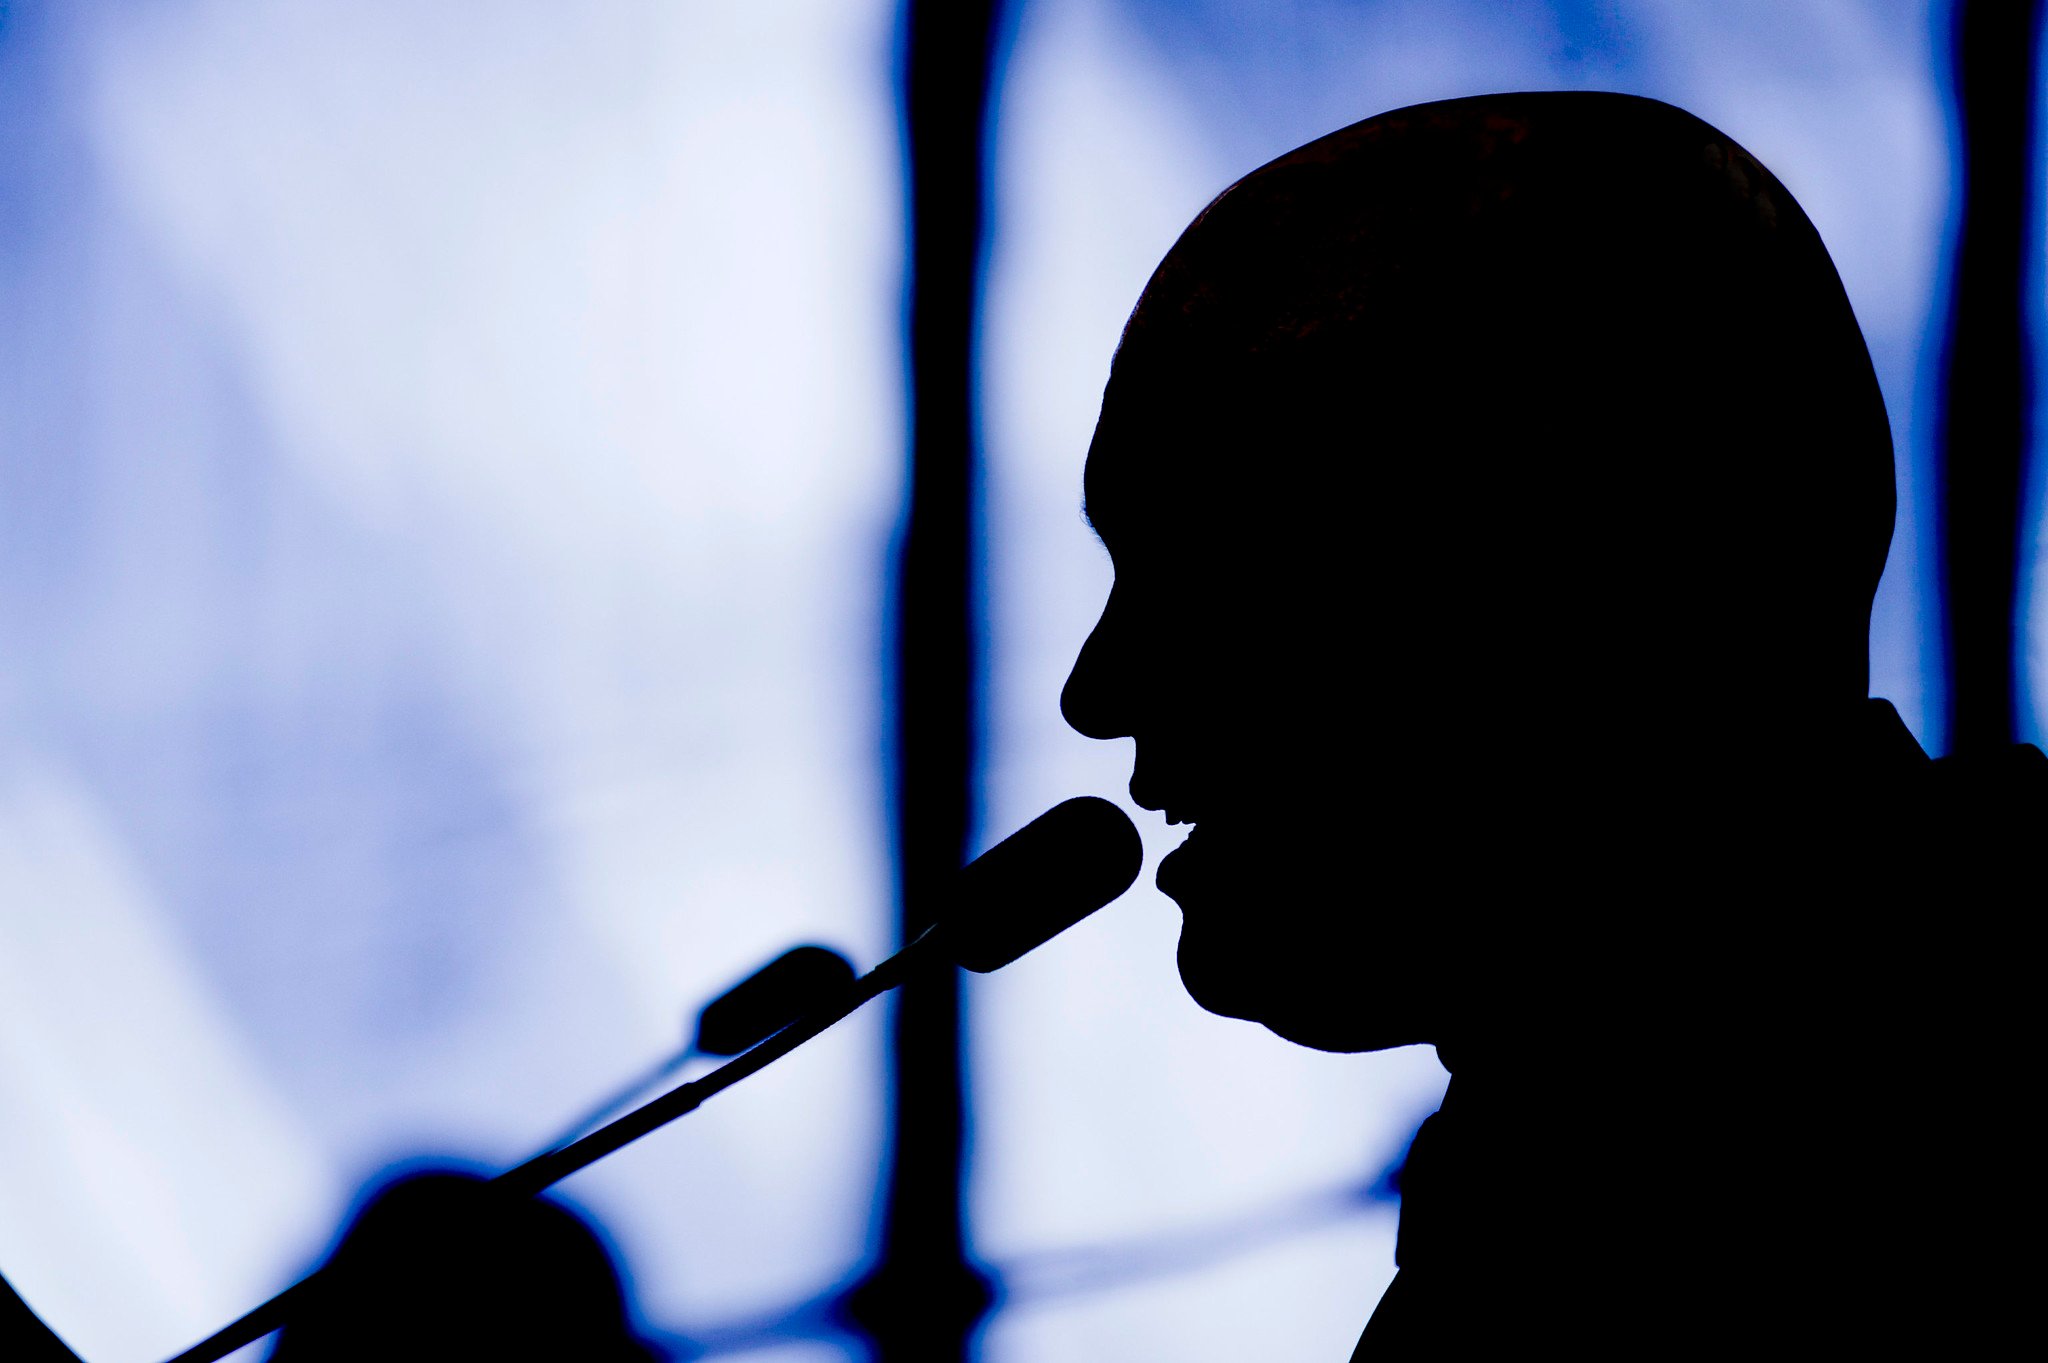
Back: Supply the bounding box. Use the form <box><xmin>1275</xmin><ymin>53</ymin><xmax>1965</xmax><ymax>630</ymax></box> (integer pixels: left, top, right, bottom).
<box><xmin>499</xmin><ymin>933</ymin><xmax>927</xmax><ymax>1197</ymax></box>
<box><xmin>160</xmin><ymin>795</ymin><xmax>1139</xmax><ymax>1363</ymax></box>
<box><xmin>161</xmin><ymin>934</ymin><xmax>934</xmax><ymax>1363</ymax></box>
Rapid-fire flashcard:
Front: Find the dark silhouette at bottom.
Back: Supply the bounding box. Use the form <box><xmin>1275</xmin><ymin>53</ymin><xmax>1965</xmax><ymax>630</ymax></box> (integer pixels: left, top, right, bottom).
<box><xmin>2</xmin><ymin>1273</ymin><xmax>81</xmax><ymax>1363</ymax></box>
<box><xmin>268</xmin><ymin>1170</ymin><xmax>668</xmax><ymax>1362</ymax></box>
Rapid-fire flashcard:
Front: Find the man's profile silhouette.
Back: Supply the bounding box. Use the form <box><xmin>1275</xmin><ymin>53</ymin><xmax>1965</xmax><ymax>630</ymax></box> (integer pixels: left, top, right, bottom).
<box><xmin>1061</xmin><ymin>91</ymin><xmax>2035</xmax><ymax>1354</ymax></box>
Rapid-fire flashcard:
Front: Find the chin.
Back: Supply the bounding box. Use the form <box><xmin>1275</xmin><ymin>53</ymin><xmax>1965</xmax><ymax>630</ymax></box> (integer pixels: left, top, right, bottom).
<box><xmin>1173</xmin><ymin>931</ymin><xmax>1264</xmax><ymax>1024</ymax></box>
<box><xmin>1261</xmin><ymin>1011</ymin><xmax>1424</xmax><ymax>1055</ymax></box>
<box><xmin>1176</xmin><ymin>926</ymin><xmax>1430</xmax><ymax>1055</ymax></box>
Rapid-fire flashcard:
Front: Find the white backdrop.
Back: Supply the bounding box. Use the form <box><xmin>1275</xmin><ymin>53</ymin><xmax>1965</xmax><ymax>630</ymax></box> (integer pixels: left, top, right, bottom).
<box><xmin>0</xmin><ymin>2</ymin><xmax>1960</xmax><ymax>1361</ymax></box>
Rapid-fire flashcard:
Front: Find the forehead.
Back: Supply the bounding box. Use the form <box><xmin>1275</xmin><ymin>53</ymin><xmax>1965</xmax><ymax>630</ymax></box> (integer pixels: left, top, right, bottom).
<box><xmin>1081</xmin><ymin>339</ymin><xmax>1379</xmax><ymax>539</ymax></box>
<box><xmin>1078</xmin><ymin>415</ymin><xmax>1132</xmax><ymax>539</ymax></box>
<box><xmin>1081</xmin><ymin>389</ymin><xmax>1356</xmax><ymax>587</ymax></box>
<box><xmin>1078</xmin><ymin>375</ymin><xmax>1208</xmax><ymax>549</ymax></box>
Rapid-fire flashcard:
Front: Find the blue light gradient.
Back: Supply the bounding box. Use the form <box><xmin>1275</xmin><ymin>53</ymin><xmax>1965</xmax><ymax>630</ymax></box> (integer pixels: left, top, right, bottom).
<box><xmin>0</xmin><ymin>2</ymin><xmax>1975</xmax><ymax>1362</ymax></box>
<box><xmin>2</xmin><ymin>2</ymin><xmax>899</xmax><ymax>1359</ymax></box>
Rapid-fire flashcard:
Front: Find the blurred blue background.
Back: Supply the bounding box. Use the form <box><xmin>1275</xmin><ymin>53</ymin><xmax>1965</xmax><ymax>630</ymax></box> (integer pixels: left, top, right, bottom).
<box><xmin>0</xmin><ymin>1</ymin><xmax>2004</xmax><ymax>1360</ymax></box>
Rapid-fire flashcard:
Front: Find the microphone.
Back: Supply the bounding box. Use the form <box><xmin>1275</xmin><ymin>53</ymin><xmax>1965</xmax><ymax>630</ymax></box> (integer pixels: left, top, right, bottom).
<box><xmin>532</xmin><ymin>945</ymin><xmax>860</xmax><ymax>1157</ymax></box>
<box><xmin>931</xmin><ymin>795</ymin><xmax>1146</xmax><ymax>973</ymax></box>
<box><xmin>696</xmin><ymin>945</ymin><xmax>859</xmax><ymax>1056</ymax></box>
<box><xmin>498</xmin><ymin>797</ymin><xmax>1141</xmax><ymax>1194</ymax></box>
<box><xmin>162</xmin><ymin>797</ymin><xmax>1141</xmax><ymax>1363</ymax></box>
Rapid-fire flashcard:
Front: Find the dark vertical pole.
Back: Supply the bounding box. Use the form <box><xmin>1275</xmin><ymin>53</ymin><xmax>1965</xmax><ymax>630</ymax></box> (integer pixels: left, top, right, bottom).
<box><xmin>1939</xmin><ymin>0</ymin><xmax>2043</xmax><ymax>754</ymax></box>
<box><xmin>844</xmin><ymin>0</ymin><xmax>1002</xmax><ymax>1360</ymax></box>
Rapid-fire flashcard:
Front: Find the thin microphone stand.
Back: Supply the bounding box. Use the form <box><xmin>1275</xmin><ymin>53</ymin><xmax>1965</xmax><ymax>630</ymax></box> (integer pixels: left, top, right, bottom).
<box><xmin>160</xmin><ymin>940</ymin><xmax>928</xmax><ymax>1363</ymax></box>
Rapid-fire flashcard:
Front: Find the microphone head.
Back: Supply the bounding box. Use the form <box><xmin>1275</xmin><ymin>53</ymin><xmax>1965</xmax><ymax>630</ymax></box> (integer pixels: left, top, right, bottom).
<box><xmin>944</xmin><ymin>796</ymin><xmax>1144</xmax><ymax>973</ymax></box>
<box><xmin>694</xmin><ymin>945</ymin><xmax>857</xmax><ymax>1056</ymax></box>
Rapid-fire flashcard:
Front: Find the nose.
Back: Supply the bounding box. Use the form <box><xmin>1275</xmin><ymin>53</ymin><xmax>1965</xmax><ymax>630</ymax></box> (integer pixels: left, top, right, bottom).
<box><xmin>1062</xmin><ymin>589</ymin><xmax>1132</xmax><ymax>740</ymax></box>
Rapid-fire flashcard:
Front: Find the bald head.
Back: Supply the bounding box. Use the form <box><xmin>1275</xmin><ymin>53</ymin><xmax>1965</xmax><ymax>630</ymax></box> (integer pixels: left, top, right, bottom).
<box><xmin>1064</xmin><ymin>93</ymin><xmax>1898</xmax><ymax>1052</ymax></box>
<box><xmin>1090</xmin><ymin>91</ymin><xmax>1892</xmax><ymax>708</ymax></box>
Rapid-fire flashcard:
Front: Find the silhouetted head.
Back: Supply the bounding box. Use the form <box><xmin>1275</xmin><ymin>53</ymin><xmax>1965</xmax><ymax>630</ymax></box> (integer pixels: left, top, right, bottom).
<box><xmin>1062</xmin><ymin>93</ymin><xmax>1893</xmax><ymax>1053</ymax></box>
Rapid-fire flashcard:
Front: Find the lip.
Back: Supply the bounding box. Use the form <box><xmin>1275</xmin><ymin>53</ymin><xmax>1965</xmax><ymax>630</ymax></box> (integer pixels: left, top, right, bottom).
<box><xmin>1135</xmin><ymin>796</ymin><xmax>1200</xmax><ymax>827</ymax></box>
<box><xmin>1155</xmin><ymin>822</ymin><xmax>1204</xmax><ymax>901</ymax></box>
<box><xmin>1129</xmin><ymin>769</ymin><xmax>1201</xmax><ymax>827</ymax></box>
